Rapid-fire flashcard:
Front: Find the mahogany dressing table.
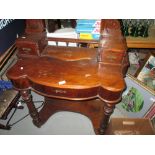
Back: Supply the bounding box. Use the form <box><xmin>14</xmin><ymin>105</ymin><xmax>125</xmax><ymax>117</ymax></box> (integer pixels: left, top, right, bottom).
<box><xmin>6</xmin><ymin>19</ymin><xmax>129</xmax><ymax>134</ymax></box>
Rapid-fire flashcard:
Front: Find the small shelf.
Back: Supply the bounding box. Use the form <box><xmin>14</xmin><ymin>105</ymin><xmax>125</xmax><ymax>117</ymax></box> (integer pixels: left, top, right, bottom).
<box><xmin>126</xmin><ymin>36</ymin><xmax>155</xmax><ymax>48</ymax></box>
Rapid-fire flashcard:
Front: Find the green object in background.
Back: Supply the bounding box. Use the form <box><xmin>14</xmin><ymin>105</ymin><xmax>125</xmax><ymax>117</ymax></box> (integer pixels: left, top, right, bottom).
<box><xmin>120</xmin><ymin>87</ymin><xmax>144</xmax><ymax>112</ymax></box>
<box><xmin>142</xmin><ymin>26</ymin><xmax>149</xmax><ymax>37</ymax></box>
<box><xmin>124</xmin><ymin>25</ymin><xmax>129</xmax><ymax>36</ymax></box>
<box><xmin>130</xmin><ymin>25</ymin><xmax>139</xmax><ymax>37</ymax></box>
<box><xmin>133</xmin><ymin>26</ymin><xmax>139</xmax><ymax>37</ymax></box>
<box><xmin>121</xmin><ymin>19</ymin><xmax>153</xmax><ymax>38</ymax></box>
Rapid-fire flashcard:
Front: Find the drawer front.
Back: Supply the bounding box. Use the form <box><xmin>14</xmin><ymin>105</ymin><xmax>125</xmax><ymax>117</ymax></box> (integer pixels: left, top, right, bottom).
<box><xmin>30</xmin><ymin>81</ymin><xmax>98</xmax><ymax>100</ymax></box>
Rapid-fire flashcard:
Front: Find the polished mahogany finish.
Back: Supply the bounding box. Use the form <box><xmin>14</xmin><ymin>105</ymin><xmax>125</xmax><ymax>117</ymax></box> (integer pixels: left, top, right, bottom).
<box><xmin>7</xmin><ymin>19</ymin><xmax>129</xmax><ymax>134</ymax></box>
<box><xmin>25</xmin><ymin>19</ymin><xmax>46</xmax><ymax>34</ymax></box>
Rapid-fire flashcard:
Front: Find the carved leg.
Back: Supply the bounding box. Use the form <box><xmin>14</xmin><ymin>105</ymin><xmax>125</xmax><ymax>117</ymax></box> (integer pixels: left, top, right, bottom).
<box><xmin>99</xmin><ymin>103</ymin><xmax>115</xmax><ymax>134</ymax></box>
<box><xmin>20</xmin><ymin>90</ymin><xmax>42</xmax><ymax>127</ymax></box>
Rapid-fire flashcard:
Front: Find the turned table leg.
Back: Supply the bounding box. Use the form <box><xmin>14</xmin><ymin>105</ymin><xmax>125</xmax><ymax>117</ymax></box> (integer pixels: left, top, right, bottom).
<box><xmin>20</xmin><ymin>90</ymin><xmax>42</xmax><ymax>127</ymax></box>
<box><xmin>99</xmin><ymin>103</ymin><xmax>115</xmax><ymax>134</ymax></box>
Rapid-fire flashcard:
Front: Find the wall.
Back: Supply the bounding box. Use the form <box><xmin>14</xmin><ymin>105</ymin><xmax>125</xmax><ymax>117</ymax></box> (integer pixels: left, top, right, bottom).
<box><xmin>0</xmin><ymin>19</ymin><xmax>25</xmax><ymax>55</ymax></box>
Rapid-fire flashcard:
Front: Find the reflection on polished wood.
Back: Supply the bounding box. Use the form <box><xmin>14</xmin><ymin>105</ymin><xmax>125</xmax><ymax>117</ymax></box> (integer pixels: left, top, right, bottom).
<box><xmin>7</xmin><ymin>19</ymin><xmax>129</xmax><ymax>134</ymax></box>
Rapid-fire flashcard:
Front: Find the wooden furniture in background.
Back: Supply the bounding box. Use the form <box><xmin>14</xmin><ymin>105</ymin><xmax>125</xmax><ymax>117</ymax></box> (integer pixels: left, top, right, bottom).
<box><xmin>0</xmin><ymin>90</ymin><xmax>20</xmax><ymax>130</ymax></box>
<box><xmin>6</xmin><ymin>19</ymin><xmax>129</xmax><ymax>134</ymax></box>
<box><xmin>0</xmin><ymin>45</ymin><xmax>21</xmax><ymax>130</ymax></box>
<box><xmin>75</xmin><ymin>36</ymin><xmax>155</xmax><ymax>49</ymax></box>
<box><xmin>105</xmin><ymin>118</ymin><xmax>155</xmax><ymax>135</ymax></box>
<box><xmin>126</xmin><ymin>36</ymin><xmax>155</xmax><ymax>48</ymax></box>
